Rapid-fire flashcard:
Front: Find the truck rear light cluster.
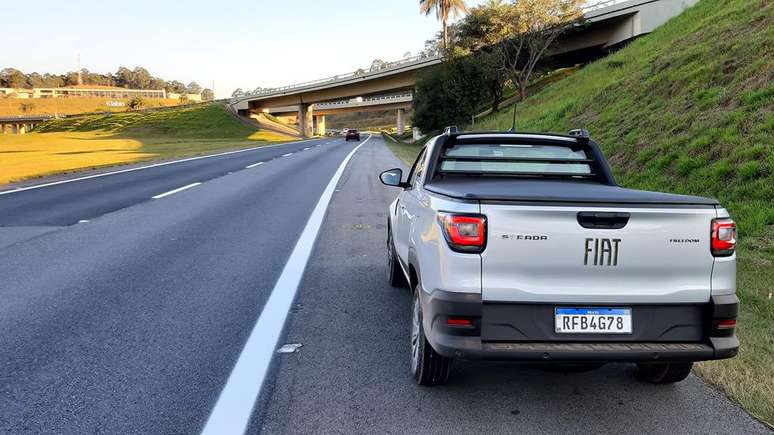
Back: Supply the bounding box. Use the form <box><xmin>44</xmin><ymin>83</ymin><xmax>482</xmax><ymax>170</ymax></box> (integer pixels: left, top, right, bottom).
<box><xmin>711</xmin><ymin>218</ymin><xmax>736</xmax><ymax>257</ymax></box>
<box><xmin>712</xmin><ymin>318</ymin><xmax>737</xmax><ymax>336</ymax></box>
<box><xmin>437</xmin><ymin>213</ymin><xmax>487</xmax><ymax>253</ymax></box>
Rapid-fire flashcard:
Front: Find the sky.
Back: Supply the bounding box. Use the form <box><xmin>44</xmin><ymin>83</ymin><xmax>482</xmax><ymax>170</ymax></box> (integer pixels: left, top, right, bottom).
<box><xmin>3</xmin><ymin>0</ymin><xmax>486</xmax><ymax>98</ymax></box>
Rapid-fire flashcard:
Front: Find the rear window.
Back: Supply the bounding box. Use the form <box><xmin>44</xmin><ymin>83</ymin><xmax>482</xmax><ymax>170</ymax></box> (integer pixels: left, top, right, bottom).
<box><xmin>439</xmin><ymin>143</ymin><xmax>592</xmax><ymax>176</ymax></box>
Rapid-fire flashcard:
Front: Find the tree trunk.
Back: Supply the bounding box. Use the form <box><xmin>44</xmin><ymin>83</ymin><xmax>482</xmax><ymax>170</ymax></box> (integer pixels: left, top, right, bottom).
<box><xmin>443</xmin><ymin>21</ymin><xmax>448</xmax><ymax>50</ymax></box>
<box><xmin>519</xmin><ymin>82</ymin><xmax>528</xmax><ymax>101</ymax></box>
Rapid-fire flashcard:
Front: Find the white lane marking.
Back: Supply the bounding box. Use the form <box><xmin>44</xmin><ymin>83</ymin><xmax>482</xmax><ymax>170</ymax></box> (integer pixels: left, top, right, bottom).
<box><xmin>282</xmin><ymin>153</ymin><xmax>293</xmax><ymax>157</ymax></box>
<box><xmin>0</xmin><ymin>138</ymin><xmax>321</xmax><ymax>196</ymax></box>
<box><xmin>151</xmin><ymin>182</ymin><xmax>201</xmax><ymax>199</ymax></box>
<box><xmin>201</xmin><ymin>134</ymin><xmax>372</xmax><ymax>435</ymax></box>
<box><xmin>246</xmin><ymin>162</ymin><xmax>264</xmax><ymax>169</ymax></box>
<box><xmin>303</xmin><ymin>147</ymin><xmax>311</xmax><ymax>150</ymax></box>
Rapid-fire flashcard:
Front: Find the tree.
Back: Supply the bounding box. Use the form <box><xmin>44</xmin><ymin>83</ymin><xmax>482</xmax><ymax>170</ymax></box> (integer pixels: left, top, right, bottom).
<box><xmin>498</xmin><ymin>0</ymin><xmax>583</xmax><ymax>99</ymax></box>
<box><xmin>419</xmin><ymin>0</ymin><xmax>469</xmax><ymax>50</ymax></box>
<box><xmin>370</xmin><ymin>59</ymin><xmax>386</xmax><ymax>72</ymax></box>
<box><xmin>413</xmin><ymin>59</ymin><xmax>489</xmax><ymax>132</ymax></box>
<box><xmin>131</xmin><ymin>67</ymin><xmax>152</xmax><ymax>89</ymax></box>
<box><xmin>114</xmin><ymin>67</ymin><xmax>133</xmax><ymax>88</ymax></box>
<box><xmin>201</xmin><ymin>88</ymin><xmax>214</xmax><ymax>101</ymax></box>
<box><xmin>0</xmin><ymin>68</ymin><xmax>29</xmax><ymax>88</ymax></box>
<box><xmin>186</xmin><ymin>81</ymin><xmax>202</xmax><ymax>94</ymax></box>
<box><xmin>454</xmin><ymin>0</ymin><xmax>512</xmax><ymax>112</ymax></box>
<box><xmin>166</xmin><ymin>80</ymin><xmax>187</xmax><ymax>94</ymax></box>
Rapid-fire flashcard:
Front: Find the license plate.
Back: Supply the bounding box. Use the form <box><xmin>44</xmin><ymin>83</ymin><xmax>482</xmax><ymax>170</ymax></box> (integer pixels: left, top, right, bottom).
<box><xmin>555</xmin><ymin>307</ymin><xmax>632</xmax><ymax>334</ymax></box>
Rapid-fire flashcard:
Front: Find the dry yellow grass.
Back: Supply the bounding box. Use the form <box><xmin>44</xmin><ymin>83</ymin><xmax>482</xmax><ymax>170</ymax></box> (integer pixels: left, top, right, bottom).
<box><xmin>0</xmin><ymin>132</ymin><xmax>155</xmax><ymax>184</ymax></box>
<box><xmin>0</xmin><ymin>104</ymin><xmax>299</xmax><ymax>185</ymax></box>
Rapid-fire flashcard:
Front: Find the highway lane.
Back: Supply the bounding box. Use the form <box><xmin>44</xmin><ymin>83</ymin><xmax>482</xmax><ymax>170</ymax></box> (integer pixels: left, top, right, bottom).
<box><xmin>0</xmin><ymin>136</ymin><xmax>359</xmax><ymax>433</ymax></box>
<box><xmin>253</xmin><ymin>137</ymin><xmax>769</xmax><ymax>435</ymax></box>
<box><xmin>0</xmin><ymin>137</ymin><xmax>329</xmax><ymax>227</ymax></box>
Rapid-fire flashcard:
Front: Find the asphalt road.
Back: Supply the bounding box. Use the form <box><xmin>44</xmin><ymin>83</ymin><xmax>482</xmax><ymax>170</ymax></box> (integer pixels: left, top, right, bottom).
<box><xmin>0</xmin><ymin>136</ymin><xmax>768</xmax><ymax>434</ymax></box>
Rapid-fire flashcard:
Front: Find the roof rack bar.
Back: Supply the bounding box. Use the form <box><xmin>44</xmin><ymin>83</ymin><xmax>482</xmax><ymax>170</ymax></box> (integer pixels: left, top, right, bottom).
<box><xmin>438</xmin><ymin>169</ymin><xmax>597</xmax><ymax>178</ymax></box>
<box><xmin>441</xmin><ymin>157</ymin><xmax>594</xmax><ymax>164</ymax></box>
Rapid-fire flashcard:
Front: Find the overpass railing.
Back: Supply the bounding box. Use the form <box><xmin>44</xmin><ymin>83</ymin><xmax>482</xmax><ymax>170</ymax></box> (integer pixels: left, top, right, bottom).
<box><xmin>582</xmin><ymin>0</ymin><xmax>627</xmax><ymax>12</ymax></box>
<box><xmin>314</xmin><ymin>92</ymin><xmax>413</xmax><ymax>109</ymax></box>
<box><xmin>231</xmin><ymin>54</ymin><xmax>440</xmax><ymax>103</ymax></box>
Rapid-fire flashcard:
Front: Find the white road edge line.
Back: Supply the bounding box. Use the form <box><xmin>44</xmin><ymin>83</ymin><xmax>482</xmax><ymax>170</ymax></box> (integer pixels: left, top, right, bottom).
<box><xmin>245</xmin><ymin>162</ymin><xmax>264</xmax><ymax>169</ymax></box>
<box><xmin>0</xmin><ymin>138</ymin><xmax>319</xmax><ymax>196</ymax></box>
<box><xmin>201</xmin><ymin>134</ymin><xmax>372</xmax><ymax>435</ymax></box>
<box><xmin>151</xmin><ymin>182</ymin><xmax>202</xmax><ymax>199</ymax></box>
<box><xmin>281</xmin><ymin>152</ymin><xmax>293</xmax><ymax>157</ymax></box>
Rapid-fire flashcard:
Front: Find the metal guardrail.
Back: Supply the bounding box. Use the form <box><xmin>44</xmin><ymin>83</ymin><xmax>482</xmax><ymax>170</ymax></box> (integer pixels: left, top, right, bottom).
<box><xmin>582</xmin><ymin>0</ymin><xmax>627</xmax><ymax>12</ymax></box>
<box><xmin>314</xmin><ymin>92</ymin><xmax>413</xmax><ymax>109</ymax></box>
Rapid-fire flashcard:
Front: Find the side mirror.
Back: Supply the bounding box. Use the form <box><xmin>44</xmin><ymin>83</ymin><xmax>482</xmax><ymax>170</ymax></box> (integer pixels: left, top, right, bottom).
<box><xmin>379</xmin><ymin>168</ymin><xmax>408</xmax><ymax>188</ymax></box>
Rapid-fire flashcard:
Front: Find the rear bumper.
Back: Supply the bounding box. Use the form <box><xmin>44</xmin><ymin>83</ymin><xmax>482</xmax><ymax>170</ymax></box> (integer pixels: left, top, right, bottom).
<box><xmin>422</xmin><ymin>290</ymin><xmax>739</xmax><ymax>362</ymax></box>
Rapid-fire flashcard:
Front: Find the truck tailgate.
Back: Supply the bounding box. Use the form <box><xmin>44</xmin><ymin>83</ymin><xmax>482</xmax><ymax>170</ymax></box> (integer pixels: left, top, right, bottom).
<box><xmin>480</xmin><ymin>204</ymin><xmax>716</xmax><ymax>304</ymax></box>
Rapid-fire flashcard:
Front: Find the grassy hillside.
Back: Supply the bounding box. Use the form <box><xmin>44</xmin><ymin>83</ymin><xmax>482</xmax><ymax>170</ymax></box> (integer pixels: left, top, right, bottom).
<box><xmin>476</xmin><ymin>0</ymin><xmax>773</xmax><ymax>239</ymax></box>
<box><xmin>0</xmin><ymin>104</ymin><xmax>296</xmax><ymax>184</ymax></box>
<box><xmin>471</xmin><ymin>0</ymin><xmax>773</xmax><ymax>424</ymax></box>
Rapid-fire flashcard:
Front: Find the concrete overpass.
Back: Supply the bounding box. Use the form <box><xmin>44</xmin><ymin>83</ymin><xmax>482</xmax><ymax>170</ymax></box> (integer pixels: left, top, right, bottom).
<box><xmin>232</xmin><ymin>0</ymin><xmax>698</xmax><ymax>137</ymax></box>
<box><xmin>260</xmin><ymin>93</ymin><xmax>413</xmax><ymax>136</ymax></box>
<box><xmin>0</xmin><ymin>115</ymin><xmax>53</xmax><ymax>134</ymax></box>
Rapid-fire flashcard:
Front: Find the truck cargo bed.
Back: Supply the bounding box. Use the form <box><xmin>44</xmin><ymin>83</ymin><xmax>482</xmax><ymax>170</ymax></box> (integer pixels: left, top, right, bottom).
<box><xmin>425</xmin><ymin>177</ymin><xmax>719</xmax><ymax>206</ymax></box>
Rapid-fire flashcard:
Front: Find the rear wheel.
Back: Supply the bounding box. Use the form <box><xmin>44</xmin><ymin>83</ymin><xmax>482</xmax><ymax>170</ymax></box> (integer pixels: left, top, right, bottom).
<box><xmin>387</xmin><ymin>227</ymin><xmax>408</xmax><ymax>287</ymax></box>
<box><xmin>411</xmin><ymin>288</ymin><xmax>451</xmax><ymax>385</ymax></box>
<box><xmin>635</xmin><ymin>362</ymin><xmax>693</xmax><ymax>384</ymax></box>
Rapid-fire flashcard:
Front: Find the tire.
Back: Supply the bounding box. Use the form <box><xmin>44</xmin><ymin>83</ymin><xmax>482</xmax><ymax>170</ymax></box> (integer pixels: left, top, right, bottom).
<box><xmin>387</xmin><ymin>227</ymin><xmax>408</xmax><ymax>287</ymax></box>
<box><xmin>635</xmin><ymin>362</ymin><xmax>693</xmax><ymax>384</ymax></box>
<box><xmin>411</xmin><ymin>288</ymin><xmax>452</xmax><ymax>385</ymax></box>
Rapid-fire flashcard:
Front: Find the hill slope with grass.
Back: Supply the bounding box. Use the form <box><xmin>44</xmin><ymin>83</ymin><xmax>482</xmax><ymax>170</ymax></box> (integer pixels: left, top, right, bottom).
<box><xmin>471</xmin><ymin>0</ymin><xmax>772</xmax><ymax>424</ymax></box>
<box><xmin>0</xmin><ymin>104</ymin><xmax>295</xmax><ymax>184</ymax></box>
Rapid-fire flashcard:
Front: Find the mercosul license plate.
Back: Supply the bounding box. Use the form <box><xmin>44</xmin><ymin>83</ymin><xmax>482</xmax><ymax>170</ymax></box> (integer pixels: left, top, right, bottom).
<box><xmin>555</xmin><ymin>307</ymin><xmax>632</xmax><ymax>334</ymax></box>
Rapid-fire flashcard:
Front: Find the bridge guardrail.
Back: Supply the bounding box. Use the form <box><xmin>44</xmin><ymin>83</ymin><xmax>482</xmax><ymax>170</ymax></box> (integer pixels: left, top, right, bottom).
<box><xmin>314</xmin><ymin>92</ymin><xmax>413</xmax><ymax>109</ymax></box>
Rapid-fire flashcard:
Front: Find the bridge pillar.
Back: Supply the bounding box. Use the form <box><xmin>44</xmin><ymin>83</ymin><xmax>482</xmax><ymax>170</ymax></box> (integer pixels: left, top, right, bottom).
<box><xmin>397</xmin><ymin>108</ymin><xmax>406</xmax><ymax>135</ymax></box>
<box><xmin>297</xmin><ymin>104</ymin><xmax>309</xmax><ymax>137</ymax></box>
<box><xmin>315</xmin><ymin>115</ymin><xmax>326</xmax><ymax>136</ymax></box>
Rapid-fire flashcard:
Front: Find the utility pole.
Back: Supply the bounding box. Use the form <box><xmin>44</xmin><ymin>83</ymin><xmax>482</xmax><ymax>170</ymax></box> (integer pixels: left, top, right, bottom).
<box><xmin>76</xmin><ymin>53</ymin><xmax>83</xmax><ymax>85</ymax></box>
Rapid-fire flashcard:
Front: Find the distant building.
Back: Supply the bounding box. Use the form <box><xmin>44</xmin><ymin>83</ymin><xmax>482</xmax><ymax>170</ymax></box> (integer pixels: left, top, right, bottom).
<box><xmin>167</xmin><ymin>92</ymin><xmax>202</xmax><ymax>102</ymax></box>
<box><xmin>0</xmin><ymin>85</ymin><xmax>167</xmax><ymax>99</ymax></box>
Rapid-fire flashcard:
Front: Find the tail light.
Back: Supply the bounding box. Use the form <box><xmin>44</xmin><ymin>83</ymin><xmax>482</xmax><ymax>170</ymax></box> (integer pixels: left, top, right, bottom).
<box><xmin>712</xmin><ymin>318</ymin><xmax>737</xmax><ymax>336</ymax></box>
<box><xmin>711</xmin><ymin>218</ymin><xmax>736</xmax><ymax>257</ymax></box>
<box><xmin>438</xmin><ymin>213</ymin><xmax>486</xmax><ymax>253</ymax></box>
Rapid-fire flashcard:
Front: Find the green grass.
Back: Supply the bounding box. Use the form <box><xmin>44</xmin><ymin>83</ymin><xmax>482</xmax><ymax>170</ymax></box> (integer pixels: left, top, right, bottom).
<box><xmin>1</xmin><ymin>104</ymin><xmax>297</xmax><ymax>184</ymax></box>
<box><xmin>469</xmin><ymin>0</ymin><xmax>774</xmax><ymax>424</ymax></box>
<box><xmin>381</xmin><ymin>132</ymin><xmax>428</xmax><ymax>165</ymax></box>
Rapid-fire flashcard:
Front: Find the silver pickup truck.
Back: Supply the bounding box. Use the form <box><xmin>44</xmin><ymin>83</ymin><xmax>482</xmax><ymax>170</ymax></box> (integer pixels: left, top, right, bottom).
<box><xmin>380</xmin><ymin>130</ymin><xmax>739</xmax><ymax>386</ymax></box>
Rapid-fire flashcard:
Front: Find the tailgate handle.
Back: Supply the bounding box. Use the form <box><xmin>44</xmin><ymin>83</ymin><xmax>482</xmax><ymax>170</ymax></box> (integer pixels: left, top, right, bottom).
<box><xmin>577</xmin><ymin>212</ymin><xmax>630</xmax><ymax>229</ymax></box>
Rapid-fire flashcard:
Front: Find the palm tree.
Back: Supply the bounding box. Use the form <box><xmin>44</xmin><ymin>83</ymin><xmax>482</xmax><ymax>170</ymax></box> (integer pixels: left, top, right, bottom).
<box><xmin>419</xmin><ymin>0</ymin><xmax>469</xmax><ymax>50</ymax></box>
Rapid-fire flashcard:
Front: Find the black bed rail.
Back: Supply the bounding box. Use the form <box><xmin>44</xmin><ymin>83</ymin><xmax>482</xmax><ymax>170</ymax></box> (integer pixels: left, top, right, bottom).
<box><xmin>440</xmin><ymin>156</ymin><xmax>594</xmax><ymax>164</ymax></box>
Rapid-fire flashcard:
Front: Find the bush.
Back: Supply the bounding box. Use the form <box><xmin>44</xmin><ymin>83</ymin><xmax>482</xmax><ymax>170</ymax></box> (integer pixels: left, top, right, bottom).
<box><xmin>413</xmin><ymin>57</ymin><xmax>489</xmax><ymax>133</ymax></box>
<box><xmin>127</xmin><ymin>97</ymin><xmax>144</xmax><ymax>111</ymax></box>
